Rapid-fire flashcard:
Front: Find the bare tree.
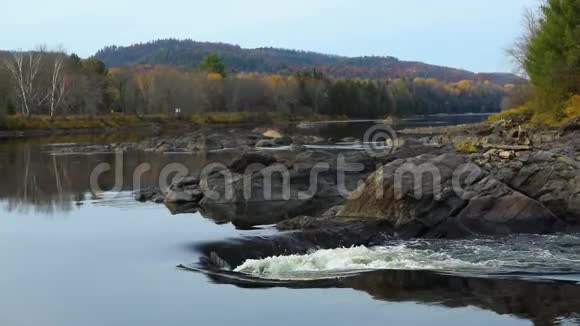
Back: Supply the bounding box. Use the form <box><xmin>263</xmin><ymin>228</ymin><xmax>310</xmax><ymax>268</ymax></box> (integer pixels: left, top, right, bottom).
<box><xmin>47</xmin><ymin>54</ymin><xmax>66</xmax><ymax>117</ymax></box>
<box><xmin>506</xmin><ymin>6</ymin><xmax>542</xmax><ymax>76</ymax></box>
<box><xmin>4</xmin><ymin>51</ymin><xmax>44</xmax><ymax>116</ymax></box>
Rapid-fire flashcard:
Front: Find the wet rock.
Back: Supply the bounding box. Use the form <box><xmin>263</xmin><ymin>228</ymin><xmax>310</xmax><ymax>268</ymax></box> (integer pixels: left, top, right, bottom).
<box><xmin>322</xmin><ymin>205</ymin><xmax>344</xmax><ymax>217</ymax></box>
<box><xmin>255</xmin><ymin>139</ymin><xmax>276</xmax><ymax>148</ymax></box>
<box><xmin>134</xmin><ymin>187</ymin><xmax>164</xmax><ymax>203</ymax></box>
<box><xmin>165</xmin><ymin>202</ymin><xmax>199</xmax><ymax>215</ymax></box>
<box><xmin>199</xmin><ymin>150</ymin><xmax>376</xmax><ymax>226</ymax></box>
<box><xmin>338</xmin><ymin>153</ymin><xmax>562</xmax><ymax>238</ymax></box>
<box><xmin>164</xmin><ymin>176</ymin><xmax>203</xmax><ymax>204</ymax></box>
<box><xmin>273</xmin><ymin>135</ymin><xmax>293</xmax><ymax>146</ymax></box>
<box><xmin>530</xmin><ymin>150</ymin><xmax>555</xmax><ymax>163</ymax></box>
<box><xmin>559</xmin><ymin>117</ymin><xmax>580</xmax><ymax>137</ymax></box>
<box><xmin>516</xmin><ymin>151</ymin><xmax>531</xmax><ymax>161</ymax></box>
<box><xmin>228</xmin><ymin>152</ymin><xmax>277</xmax><ymax>174</ymax></box>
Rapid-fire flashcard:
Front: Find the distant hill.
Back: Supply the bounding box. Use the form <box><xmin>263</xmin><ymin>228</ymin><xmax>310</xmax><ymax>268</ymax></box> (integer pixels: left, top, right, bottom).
<box><xmin>94</xmin><ymin>39</ymin><xmax>525</xmax><ymax>84</ymax></box>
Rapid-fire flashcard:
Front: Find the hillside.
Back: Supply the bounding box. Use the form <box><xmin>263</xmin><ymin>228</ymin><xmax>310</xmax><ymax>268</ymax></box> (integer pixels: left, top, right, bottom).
<box><xmin>94</xmin><ymin>39</ymin><xmax>524</xmax><ymax>84</ymax></box>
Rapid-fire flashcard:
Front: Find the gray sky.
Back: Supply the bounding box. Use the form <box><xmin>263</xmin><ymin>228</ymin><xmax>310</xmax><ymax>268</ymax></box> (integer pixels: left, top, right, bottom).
<box><xmin>0</xmin><ymin>0</ymin><xmax>538</xmax><ymax>72</ymax></box>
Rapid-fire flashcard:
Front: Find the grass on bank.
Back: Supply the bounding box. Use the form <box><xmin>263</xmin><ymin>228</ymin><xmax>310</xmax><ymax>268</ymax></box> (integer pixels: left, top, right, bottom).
<box><xmin>0</xmin><ymin>112</ymin><xmax>341</xmax><ymax>131</ymax></box>
<box><xmin>488</xmin><ymin>95</ymin><xmax>580</xmax><ymax>127</ymax></box>
<box><xmin>0</xmin><ymin>113</ymin><xmax>144</xmax><ymax>130</ymax></box>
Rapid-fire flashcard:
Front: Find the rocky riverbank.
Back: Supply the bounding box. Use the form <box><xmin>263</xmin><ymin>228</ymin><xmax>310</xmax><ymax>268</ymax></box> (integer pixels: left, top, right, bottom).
<box><xmin>128</xmin><ymin>118</ymin><xmax>580</xmax><ymax>240</ymax></box>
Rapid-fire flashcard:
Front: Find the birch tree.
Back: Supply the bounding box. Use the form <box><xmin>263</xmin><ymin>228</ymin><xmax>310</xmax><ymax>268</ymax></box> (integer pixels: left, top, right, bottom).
<box><xmin>4</xmin><ymin>51</ymin><xmax>44</xmax><ymax>116</ymax></box>
<box><xmin>47</xmin><ymin>54</ymin><xmax>66</xmax><ymax>117</ymax></box>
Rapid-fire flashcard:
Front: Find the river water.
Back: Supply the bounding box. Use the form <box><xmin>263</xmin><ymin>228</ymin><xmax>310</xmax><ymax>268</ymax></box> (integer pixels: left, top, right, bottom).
<box><xmin>1</xmin><ymin>115</ymin><xmax>579</xmax><ymax>326</ymax></box>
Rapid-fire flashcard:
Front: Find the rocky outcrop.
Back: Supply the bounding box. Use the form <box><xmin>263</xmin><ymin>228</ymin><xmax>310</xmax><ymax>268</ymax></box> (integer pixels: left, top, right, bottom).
<box><xmin>137</xmin><ymin>140</ymin><xmax>453</xmax><ymax>226</ymax></box>
<box><xmin>134</xmin><ymin>187</ymin><xmax>164</xmax><ymax>203</ymax></box>
<box><xmin>401</xmin><ymin>121</ymin><xmax>564</xmax><ymax>150</ymax></box>
<box><xmin>470</xmin><ymin>149</ymin><xmax>580</xmax><ymax>224</ymax></box>
<box><xmin>338</xmin><ymin>153</ymin><xmax>564</xmax><ymax>238</ymax></box>
<box><xmin>128</xmin><ymin>120</ymin><xmax>578</xmax><ymax>237</ymax></box>
<box><xmin>559</xmin><ymin>117</ymin><xmax>580</xmax><ymax>137</ymax></box>
<box><xmin>198</xmin><ymin>150</ymin><xmax>375</xmax><ymax>227</ymax></box>
<box><xmin>227</xmin><ymin>152</ymin><xmax>278</xmax><ymax>173</ymax></box>
<box><xmin>164</xmin><ymin>176</ymin><xmax>204</xmax><ymax>204</ymax></box>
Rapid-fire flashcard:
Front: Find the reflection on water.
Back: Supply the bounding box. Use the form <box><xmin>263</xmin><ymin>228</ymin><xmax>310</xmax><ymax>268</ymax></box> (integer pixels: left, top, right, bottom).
<box><xmin>187</xmin><ymin>233</ymin><xmax>580</xmax><ymax>326</ymax></box>
<box><xmin>1</xmin><ymin>115</ymin><xmax>579</xmax><ymax>326</ymax></box>
<box><xmin>291</xmin><ymin>114</ymin><xmax>491</xmax><ymax>140</ymax></box>
<box><xmin>187</xmin><ymin>267</ymin><xmax>580</xmax><ymax>326</ymax></box>
<box><xmin>0</xmin><ymin>115</ymin><xmax>491</xmax><ymax>215</ymax></box>
<box><xmin>0</xmin><ymin>140</ymin><xmax>235</xmax><ymax>215</ymax></box>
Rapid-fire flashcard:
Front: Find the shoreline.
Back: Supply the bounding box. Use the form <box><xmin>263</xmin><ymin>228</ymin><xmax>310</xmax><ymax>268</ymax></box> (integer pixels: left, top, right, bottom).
<box><xmin>0</xmin><ymin>113</ymin><xmax>344</xmax><ymax>140</ymax></box>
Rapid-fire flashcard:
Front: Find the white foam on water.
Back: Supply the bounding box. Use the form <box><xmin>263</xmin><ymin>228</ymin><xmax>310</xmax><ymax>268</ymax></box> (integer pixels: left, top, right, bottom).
<box><xmin>233</xmin><ymin>245</ymin><xmax>507</xmax><ymax>279</ymax></box>
<box><xmin>231</xmin><ymin>235</ymin><xmax>580</xmax><ymax>280</ymax></box>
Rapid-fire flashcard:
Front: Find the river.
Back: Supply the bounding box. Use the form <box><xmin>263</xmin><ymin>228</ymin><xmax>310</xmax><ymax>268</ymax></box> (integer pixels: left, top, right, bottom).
<box><xmin>1</xmin><ymin>114</ymin><xmax>579</xmax><ymax>326</ymax></box>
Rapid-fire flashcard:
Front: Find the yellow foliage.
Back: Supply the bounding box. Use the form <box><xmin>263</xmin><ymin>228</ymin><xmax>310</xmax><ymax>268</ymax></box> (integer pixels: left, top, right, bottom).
<box><xmin>207</xmin><ymin>73</ymin><xmax>223</xmax><ymax>80</ymax></box>
<box><xmin>530</xmin><ymin>111</ymin><xmax>565</xmax><ymax>127</ymax></box>
<box><xmin>456</xmin><ymin>80</ymin><xmax>473</xmax><ymax>91</ymax></box>
<box><xmin>455</xmin><ymin>141</ymin><xmax>478</xmax><ymax>154</ymax></box>
<box><xmin>107</xmin><ymin>67</ymin><xmax>122</xmax><ymax>76</ymax></box>
<box><xmin>413</xmin><ymin>77</ymin><xmax>439</xmax><ymax>85</ymax></box>
<box><xmin>564</xmin><ymin>95</ymin><xmax>580</xmax><ymax>119</ymax></box>
<box><xmin>489</xmin><ymin>95</ymin><xmax>579</xmax><ymax>127</ymax></box>
<box><xmin>488</xmin><ymin>105</ymin><xmax>534</xmax><ymax>122</ymax></box>
<box><xmin>264</xmin><ymin>74</ymin><xmax>286</xmax><ymax>89</ymax></box>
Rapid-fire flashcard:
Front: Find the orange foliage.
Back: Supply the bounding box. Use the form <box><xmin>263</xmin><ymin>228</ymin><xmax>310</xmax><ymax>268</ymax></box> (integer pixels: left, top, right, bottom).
<box><xmin>207</xmin><ymin>73</ymin><xmax>223</xmax><ymax>80</ymax></box>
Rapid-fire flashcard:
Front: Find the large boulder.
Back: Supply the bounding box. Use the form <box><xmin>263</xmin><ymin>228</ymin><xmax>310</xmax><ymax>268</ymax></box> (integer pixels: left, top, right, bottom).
<box><xmin>471</xmin><ymin>149</ymin><xmax>580</xmax><ymax>224</ymax></box>
<box><xmin>338</xmin><ymin>153</ymin><xmax>563</xmax><ymax>238</ymax></box>
<box><xmin>199</xmin><ymin>150</ymin><xmax>375</xmax><ymax>227</ymax></box>
<box><xmin>164</xmin><ymin>176</ymin><xmax>204</xmax><ymax>204</ymax></box>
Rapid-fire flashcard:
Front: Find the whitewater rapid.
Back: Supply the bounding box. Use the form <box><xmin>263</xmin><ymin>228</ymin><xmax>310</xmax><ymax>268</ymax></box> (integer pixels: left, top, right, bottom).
<box><xmin>233</xmin><ymin>235</ymin><xmax>580</xmax><ymax>280</ymax></box>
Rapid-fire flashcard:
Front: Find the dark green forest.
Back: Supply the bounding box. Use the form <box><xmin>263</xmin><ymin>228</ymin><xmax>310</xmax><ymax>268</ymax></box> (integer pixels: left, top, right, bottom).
<box><xmin>95</xmin><ymin>39</ymin><xmax>524</xmax><ymax>84</ymax></box>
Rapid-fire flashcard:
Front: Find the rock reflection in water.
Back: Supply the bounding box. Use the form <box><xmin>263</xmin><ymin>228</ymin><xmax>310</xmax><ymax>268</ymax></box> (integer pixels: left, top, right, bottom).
<box><xmin>185</xmin><ymin>232</ymin><xmax>580</xmax><ymax>326</ymax></box>
<box><xmin>186</xmin><ymin>253</ymin><xmax>580</xmax><ymax>326</ymax></box>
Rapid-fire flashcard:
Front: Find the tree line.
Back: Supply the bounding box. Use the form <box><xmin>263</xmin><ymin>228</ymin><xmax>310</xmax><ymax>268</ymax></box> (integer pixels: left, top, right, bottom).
<box><xmin>0</xmin><ymin>50</ymin><xmax>510</xmax><ymax>120</ymax></box>
<box><xmin>503</xmin><ymin>0</ymin><xmax>579</xmax><ymax>125</ymax></box>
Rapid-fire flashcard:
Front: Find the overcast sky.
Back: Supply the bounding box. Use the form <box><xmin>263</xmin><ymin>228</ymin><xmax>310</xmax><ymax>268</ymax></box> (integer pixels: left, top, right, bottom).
<box><xmin>1</xmin><ymin>0</ymin><xmax>538</xmax><ymax>72</ymax></box>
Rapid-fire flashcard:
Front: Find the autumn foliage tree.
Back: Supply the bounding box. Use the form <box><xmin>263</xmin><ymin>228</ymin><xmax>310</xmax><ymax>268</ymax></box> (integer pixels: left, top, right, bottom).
<box><xmin>1</xmin><ymin>51</ymin><xmax>509</xmax><ymax>121</ymax></box>
<box><xmin>505</xmin><ymin>0</ymin><xmax>580</xmax><ymax>123</ymax></box>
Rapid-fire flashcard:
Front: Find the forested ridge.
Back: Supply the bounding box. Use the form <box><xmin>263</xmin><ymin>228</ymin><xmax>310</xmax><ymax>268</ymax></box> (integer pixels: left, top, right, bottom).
<box><xmin>95</xmin><ymin>39</ymin><xmax>524</xmax><ymax>84</ymax></box>
<box><xmin>0</xmin><ymin>48</ymin><xmax>512</xmax><ymax>126</ymax></box>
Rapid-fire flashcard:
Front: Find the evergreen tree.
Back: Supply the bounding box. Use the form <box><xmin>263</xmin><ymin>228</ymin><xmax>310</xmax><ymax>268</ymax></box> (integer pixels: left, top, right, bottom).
<box><xmin>199</xmin><ymin>54</ymin><xmax>226</xmax><ymax>76</ymax></box>
<box><xmin>524</xmin><ymin>0</ymin><xmax>580</xmax><ymax>106</ymax></box>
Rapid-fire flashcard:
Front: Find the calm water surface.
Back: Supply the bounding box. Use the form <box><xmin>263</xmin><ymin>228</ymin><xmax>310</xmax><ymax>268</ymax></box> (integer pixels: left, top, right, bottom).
<box><xmin>1</xmin><ymin>116</ymin><xmax>579</xmax><ymax>326</ymax></box>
